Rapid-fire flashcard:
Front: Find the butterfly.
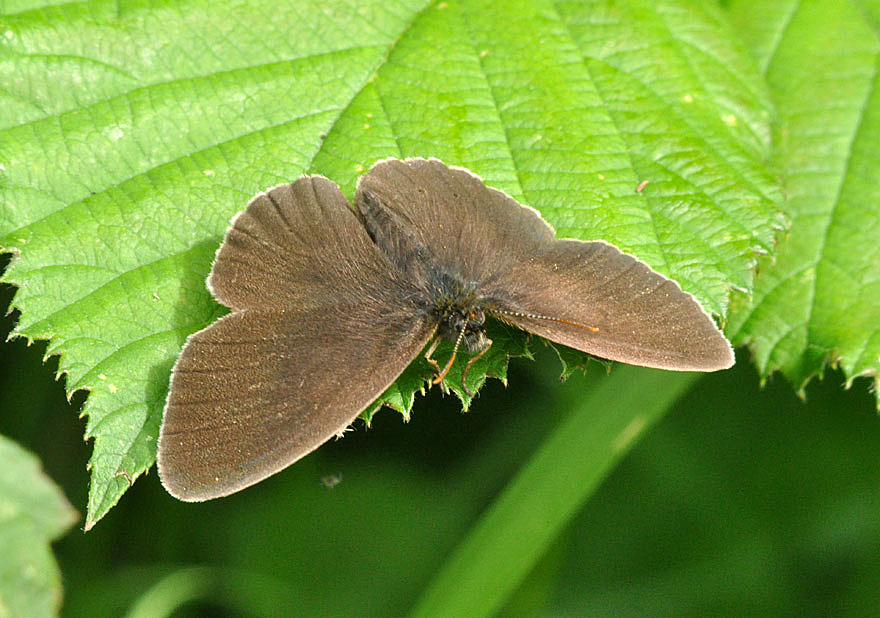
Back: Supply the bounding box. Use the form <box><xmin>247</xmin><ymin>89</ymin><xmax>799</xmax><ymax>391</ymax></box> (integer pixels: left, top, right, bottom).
<box><xmin>157</xmin><ymin>158</ymin><xmax>733</xmax><ymax>501</ymax></box>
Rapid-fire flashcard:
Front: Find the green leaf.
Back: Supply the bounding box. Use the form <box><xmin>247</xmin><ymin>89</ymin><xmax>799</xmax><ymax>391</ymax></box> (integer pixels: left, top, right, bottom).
<box><xmin>0</xmin><ymin>0</ymin><xmax>780</xmax><ymax>526</ymax></box>
<box><xmin>0</xmin><ymin>434</ymin><xmax>79</xmax><ymax>618</ymax></box>
<box><xmin>725</xmin><ymin>1</ymin><xmax>880</xmax><ymax>406</ymax></box>
<box><xmin>122</xmin><ymin>566</ymin><xmax>296</xmax><ymax>618</ymax></box>
<box><xmin>545</xmin><ymin>340</ymin><xmax>607</xmax><ymax>381</ymax></box>
<box><xmin>366</xmin><ymin>319</ymin><xmax>531</xmax><ymax>421</ymax></box>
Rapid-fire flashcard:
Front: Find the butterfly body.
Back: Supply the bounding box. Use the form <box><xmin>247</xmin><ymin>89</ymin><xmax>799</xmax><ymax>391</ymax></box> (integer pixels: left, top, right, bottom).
<box><xmin>158</xmin><ymin>158</ymin><xmax>734</xmax><ymax>501</ymax></box>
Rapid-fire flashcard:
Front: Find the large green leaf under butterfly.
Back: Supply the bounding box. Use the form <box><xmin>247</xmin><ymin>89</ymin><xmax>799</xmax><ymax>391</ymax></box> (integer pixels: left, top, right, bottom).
<box><xmin>0</xmin><ymin>0</ymin><xmax>780</xmax><ymax>526</ymax></box>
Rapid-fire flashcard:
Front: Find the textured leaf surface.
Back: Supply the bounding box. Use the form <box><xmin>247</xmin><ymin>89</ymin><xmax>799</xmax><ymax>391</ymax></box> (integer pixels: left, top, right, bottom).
<box><xmin>0</xmin><ymin>435</ymin><xmax>78</xmax><ymax>618</ymax></box>
<box><xmin>0</xmin><ymin>0</ymin><xmax>780</xmax><ymax>525</ymax></box>
<box><xmin>726</xmin><ymin>0</ymin><xmax>880</xmax><ymax>404</ymax></box>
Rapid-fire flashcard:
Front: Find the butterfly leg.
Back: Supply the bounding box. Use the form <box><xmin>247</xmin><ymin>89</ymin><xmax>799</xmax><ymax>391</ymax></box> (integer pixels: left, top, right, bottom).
<box><xmin>424</xmin><ymin>337</ymin><xmax>442</xmax><ymax>374</ymax></box>
<box><xmin>461</xmin><ymin>338</ymin><xmax>492</xmax><ymax>397</ymax></box>
<box><xmin>432</xmin><ymin>326</ymin><xmax>468</xmax><ymax>388</ymax></box>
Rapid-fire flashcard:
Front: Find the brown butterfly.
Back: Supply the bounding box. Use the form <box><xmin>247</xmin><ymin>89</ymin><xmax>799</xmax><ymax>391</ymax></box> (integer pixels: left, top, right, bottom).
<box><xmin>157</xmin><ymin>158</ymin><xmax>733</xmax><ymax>501</ymax></box>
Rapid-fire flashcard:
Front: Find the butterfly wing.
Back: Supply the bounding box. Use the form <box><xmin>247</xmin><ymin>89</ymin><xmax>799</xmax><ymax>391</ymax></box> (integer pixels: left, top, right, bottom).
<box><xmin>356</xmin><ymin>158</ymin><xmax>556</xmax><ymax>283</ymax></box>
<box><xmin>158</xmin><ymin>177</ymin><xmax>435</xmax><ymax>501</ymax></box>
<box><xmin>481</xmin><ymin>239</ymin><xmax>734</xmax><ymax>371</ymax></box>
<box><xmin>208</xmin><ymin>177</ymin><xmax>383</xmax><ymax>311</ymax></box>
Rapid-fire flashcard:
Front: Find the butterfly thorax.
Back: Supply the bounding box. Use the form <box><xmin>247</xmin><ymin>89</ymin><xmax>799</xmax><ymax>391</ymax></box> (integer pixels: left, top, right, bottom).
<box><xmin>358</xmin><ymin>188</ymin><xmax>490</xmax><ymax>354</ymax></box>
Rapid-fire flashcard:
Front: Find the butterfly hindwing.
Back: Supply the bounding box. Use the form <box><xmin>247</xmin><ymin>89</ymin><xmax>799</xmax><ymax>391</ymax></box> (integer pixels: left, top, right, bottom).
<box><xmin>356</xmin><ymin>158</ymin><xmax>556</xmax><ymax>282</ymax></box>
<box><xmin>482</xmin><ymin>239</ymin><xmax>734</xmax><ymax>371</ymax></box>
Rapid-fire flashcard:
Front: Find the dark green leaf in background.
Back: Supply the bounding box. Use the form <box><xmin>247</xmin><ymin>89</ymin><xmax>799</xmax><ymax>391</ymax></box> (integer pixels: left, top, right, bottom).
<box><xmin>0</xmin><ymin>435</ymin><xmax>78</xmax><ymax>617</ymax></box>
<box><xmin>0</xmin><ymin>0</ymin><xmax>783</xmax><ymax>527</ymax></box>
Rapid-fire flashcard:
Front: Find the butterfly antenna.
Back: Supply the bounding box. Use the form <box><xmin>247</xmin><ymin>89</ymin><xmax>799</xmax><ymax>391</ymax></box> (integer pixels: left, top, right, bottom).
<box><xmin>432</xmin><ymin>324</ymin><xmax>467</xmax><ymax>385</ymax></box>
<box><xmin>492</xmin><ymin>309</ymin><xmax>599</xmax><ymax>333</ymax></box>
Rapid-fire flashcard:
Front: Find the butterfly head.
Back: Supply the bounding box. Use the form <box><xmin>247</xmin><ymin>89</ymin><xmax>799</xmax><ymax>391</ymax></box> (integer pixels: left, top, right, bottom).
<box><xmin>443</xmin><ymin>304</ymin><xmax>489</xmax><ymax>354</ymax></box>
<box><xmin>432</xmin><ymin>286</ymin><xmax>489</xmax><ymax>355</ymax></box>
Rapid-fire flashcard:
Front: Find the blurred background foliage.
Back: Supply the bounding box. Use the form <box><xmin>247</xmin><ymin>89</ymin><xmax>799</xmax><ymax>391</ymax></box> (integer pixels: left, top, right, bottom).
<box><xmin>2</xmin><ymin>274</ymin><xmax>878</xmax><ymax>617</ymax></box>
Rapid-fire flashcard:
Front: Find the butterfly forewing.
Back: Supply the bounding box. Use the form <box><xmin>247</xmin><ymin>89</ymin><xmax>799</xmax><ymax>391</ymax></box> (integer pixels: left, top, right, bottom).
<box><xmin>209</xmin><ymin>178</ymin><xmax>384</xmax><ymax>311</ymax></box>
